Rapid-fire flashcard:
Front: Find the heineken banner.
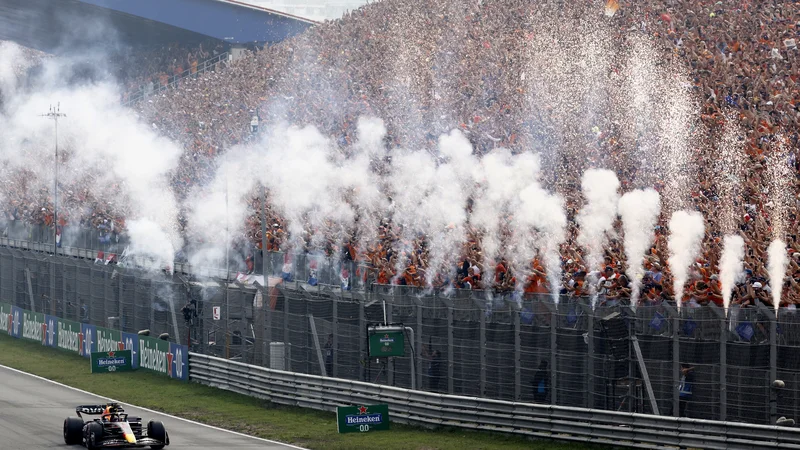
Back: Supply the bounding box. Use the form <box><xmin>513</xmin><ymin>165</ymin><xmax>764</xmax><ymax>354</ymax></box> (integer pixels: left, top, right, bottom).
<box><xmin>44</xmin><ymin>315</ymin><xmax>58</xmax><ymax>348</ymax></box>
<box><xmin>21</xmin><ymin>310</ymin><xmax>45</xmax><ymax>344</ymax></box>
<box><xmin>80</xmin><ymin>323</ymin><xmax>96</xmax><ymax>358</ymax></box>
<box><xmin>139</xmin><ymin>335</ymin><xmax>187</xmax><ymax>381</ymax></box>
<box><xmin>336</xmin><ymin>404</ymin><xmax>390</xmax><ymax>434</ymax></box>
<box><xmin>367</xmin><ymin>327</ymin><xmax>405</xmax><ymax>358</ymax></box>
<box><xmin>122</xmin><ymin>332</ymin><xmax>140</xmax><ymax>369</ymax></box>
<box><xmin>57</xmin><ymin>318</ymin><xmax>82</xmax><ymax>355</ymax></box>
<box><xmin>0</xmin><ymin>303</ymin><xmax>188</xmax><ymax>382</ymax></box>
<box><xmin>91</xmin><ymin>350</ymin><xmax>134</xmax><ymax>373</ymax></box>
<box><xmin>96</xmin><ymin>326</ymin><xmax>124</xmax><ymax>353</ymax></box>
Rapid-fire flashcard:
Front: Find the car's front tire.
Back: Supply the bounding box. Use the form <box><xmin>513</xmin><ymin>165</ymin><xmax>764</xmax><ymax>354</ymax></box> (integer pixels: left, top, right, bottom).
<box><xmin>85</xmin><ymin>422</ymin><xmax>103</xmax><ymax>450</ymax></box>
<box><xmin>147</xmin><ymin>420</ymin><xmax>167</xmax><ymax>449</ymax></box>
<box><xmin>63</xmin><ymin>417</ymin><xmax>84</xmax><ymax>445</ymax></box>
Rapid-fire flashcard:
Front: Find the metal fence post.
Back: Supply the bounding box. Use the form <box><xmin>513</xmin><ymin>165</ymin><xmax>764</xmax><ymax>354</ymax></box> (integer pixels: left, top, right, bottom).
<box><xmin>332</xmin><ymin>294</ymin><xmax>339</xmax><ymax>378</ymax></box>
<box><xmin>480</xmin><ymin>299</ymin><xmax>487</xmax><ymax>397</ymax></box>
<box><xmin>666</xmin><ymin>303</ymin><xmax>680</xmax><ymax>417</ymax></box>
<box><xmin>709</xmin><ymin>303</ymin><xmax>727</xmax><ymax>421</ymax></box>
<box><xmin>547</xmin><ymin>299</ymin><xmax>557</xmax><ymax>405</ymax></box>
<box><xmin>359</xmin><ymin>294</ymin><xmax>366</xmax><ymax>382</ymax></box>
<box><xmin>514</xmin><ymin>306</ymin><xmax>521</xmax><ymax>401</ymax></box>
<box><xmin>756</xmin><ymin>301</ymin><xmax>777</xmax><ymax>424</ymax></box>
<box><xmin>284</xmin><ymin>286</ymin><xmax>290</xmax><ymax>371</ymax></box>
<box><xmin>447</xmin><ymin>300</ymin><xmax>454</xmax><ymax>394</ymax></box>
<box><xmin>417</xmin><ymin>302</ymin><xmax>423</xmax><ymax>390</ymax></box>
<box><xmin>118</xmin><ymin>272</ymin><xmax>124</xmax><ymax>331</ymax></box>
<box><xmin>580</xmin><ymin>300</ymin><xmax>594</xmax><ymax>409</ymax></box>
<box><xmin>61</xmin><ymin>260</ymin><xmax>67</xmax><ymax>319</ymax></box>
<box><xmin>387</xmin><ymin>297</ymin><xmax>394</xmax><ymax>386</ymax></box>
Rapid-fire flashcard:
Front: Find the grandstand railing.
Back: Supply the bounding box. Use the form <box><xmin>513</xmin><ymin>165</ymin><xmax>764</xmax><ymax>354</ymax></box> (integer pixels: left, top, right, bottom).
<box><xmin>0</xmin><ymin>231</ymin><xmax>799</xmax><ymax>428</ymax></box>
<box><xmin>121</xmin><ymin>51</ymin><xmax>231</xmax><ymax>107</ymax></box>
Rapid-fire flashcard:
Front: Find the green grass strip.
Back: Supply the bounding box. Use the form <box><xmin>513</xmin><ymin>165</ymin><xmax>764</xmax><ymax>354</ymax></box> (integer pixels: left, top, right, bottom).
<box><xmin>0</xmin><ymin>333</ymin><xmax>606</xmax><ymax>450</ymax></box>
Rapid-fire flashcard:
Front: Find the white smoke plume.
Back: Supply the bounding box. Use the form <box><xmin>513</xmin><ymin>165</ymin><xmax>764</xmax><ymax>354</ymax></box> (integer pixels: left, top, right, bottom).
<box><xmin>719</xmin><ymin>234</ymin><xmax>745</xmax><ymax>315</ymax></box>
<box><xmin>186</xmin><ymin>143</ymin><xmax>266</xmax><ymax>270</ymax></box>
<box><xmin>576</xmin><ymin>168</ymin><xmax>620</xmax><ymax>305</ymax></box>
<box><xmin>667</xmin><ymin>210</ymin><xmax>705</xmax><ymax>309</ymax></box>
<box><xmin>618</xmin><ymin>188</ymin><xmax>661</xmax><ymax>306</ymax></box>
<box><xmin>0</xmin><ymin>54</ymin><xmax>183</xmax><ymax>272</ymax></box>
<box><xmin>515</xmin><ymin>183</ymin><xmax>567</xmax><ymax>303</ymax></box>
<box><xmin>767</xmin><ymin>239</ymin><xmax>788</xmax><ymax>313</ymax></box>
<box><xmin>471</xmin><ymin>150</ymin><xmax>540</xmax><ymax>287</ymax></box>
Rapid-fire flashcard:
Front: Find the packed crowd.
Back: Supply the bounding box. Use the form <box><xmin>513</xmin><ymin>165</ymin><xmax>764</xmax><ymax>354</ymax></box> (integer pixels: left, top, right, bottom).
<box><xmin>4</xmin><ymin>0</ymin><xmax>800</xmax><ymax>308</ymax></box>
<box><xmin>116</xmin><ymin>40</ymin><xmax>228</xmax><ymax>104</ymax></box>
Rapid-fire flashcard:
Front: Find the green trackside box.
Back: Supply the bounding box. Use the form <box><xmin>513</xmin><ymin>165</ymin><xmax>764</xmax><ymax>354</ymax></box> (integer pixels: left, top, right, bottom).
<box><xmin>91</xmin><ymin>350</ymin><xmax>134</xmax><ymax>373</ymax></box>
<box><xmin>336</xmin><ymin>404</ymin><xmax>390</xmax><ymax>433</ymax></box>
<box><xmin>367</xmin><ymin>326</ymin><xmax>405</xmax><ymax>358</ymax></box>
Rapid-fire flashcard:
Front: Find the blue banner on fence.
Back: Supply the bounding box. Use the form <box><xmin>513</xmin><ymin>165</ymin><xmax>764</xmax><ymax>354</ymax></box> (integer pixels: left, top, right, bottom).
<box><xmin>169</xmin><ymin>341</ymin><xmax>188</xmax><ymax>381</ymax></box>
<box><xmin>80</xmin><ymin>323</ymin><xmax>96</xmax><ymax>358</ymax></box>
<box><xmin>122</xmin><ymin>332</ymin><xmax>140</xmax><ymax>369</ymax></box>
<box><xmin>44</xmin><ymin>315</ymin><xmax>58</xmax><ymax>348</ymax></box>
<box><xmin>9</xmin><ymin>306</ymin><xmax>23</xmax><ymax>339</ymax></box>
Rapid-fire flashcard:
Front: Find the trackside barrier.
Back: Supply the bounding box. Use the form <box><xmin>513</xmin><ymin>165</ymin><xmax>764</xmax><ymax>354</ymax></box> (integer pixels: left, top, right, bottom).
<box><xmin>0</xmin><ymin>302</ymin><xmax>187</xmax><ymax>381</ymax></box>
<box><xmin>189</xmin><ymin>353</ymin><xmax>800</xmax><ymax>450</ymax></box>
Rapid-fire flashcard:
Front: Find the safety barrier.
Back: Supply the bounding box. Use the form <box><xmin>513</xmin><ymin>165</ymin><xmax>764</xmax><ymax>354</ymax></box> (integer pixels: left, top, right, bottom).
<box><xmin>189</xmin><ymin>352</ymin><xmax>800</xmax><ymax>449</ymax></box>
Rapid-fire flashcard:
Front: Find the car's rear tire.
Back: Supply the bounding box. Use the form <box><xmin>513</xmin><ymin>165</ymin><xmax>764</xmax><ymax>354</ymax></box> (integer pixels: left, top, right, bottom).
<box><xmin>63</xmin><ymin>417</ymin><xmax>84</xmax><ymax>445</ymax></box>
<box><xmin>86</xmin><ymin>422</ymin><xmax>103</xmax><ymax>450</ymax></box>
<box><xmin>147</xmin><ymin>420</ymin><xmax>167</xmax><ymax>449</ymax></box>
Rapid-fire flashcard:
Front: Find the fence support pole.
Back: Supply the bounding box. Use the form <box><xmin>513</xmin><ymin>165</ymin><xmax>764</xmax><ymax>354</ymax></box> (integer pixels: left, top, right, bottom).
<box><xmin>25</xmin><ymin>268</ymin><xmax>35</xmax><ymax>313</ymax></box>
<box><xmin>358</xmin><ymin>294</ymin><xmax>366</xmax><ymax>382</ymax></box>
<box><xmin>662</xmin><ymin>302</ymin><xmax>680</xmax><ymax>417</ymax></box>
<box><xmin>416</xmin><ymin>302</ymin><xmax>423</xmax><ymax>390</ymax></box>
<box><xmin>309</xmin><ymin>314</ymin><xmax>326</xmax><ymax>377</ymax></box>
<box><xmin>332</xmin><ymin>294</ymin><xmax>339</xmax><ymax>378</ymax></box>
<box><xmin>386</xmin><ymin>298</ymin><xmax>394</xmax><ymax>387</ymax></box>
<box><xmin>118</xmin><ymin>273</ymin><xmax>124</xmax><ymax>331</ymax></box>
<box><xmin>580</xmin><ymin>300</ymin><xmax>594</xmax><ymax>409</ymax></box>
<box><xmin>283</xmin><ymin>287</ymin><xmax>290</xmax><ymax>371</ymax></box>
<box><xmin>709</xmin><ymin>303</ymin><xmax>727</xmax><ymax>421</ymax></box>
<box><xmin>546</xmin><ymin>299</ymin><xmax>557</xmax><ymax>405</ymax></box>
<box><xmin>61</xmin><ymin>262</ymin><xmax>67</xmax><ymax>319</ymax></box>
<box><xmin>447</xmin><ymin>300</ymin><xmax>454</xmax><ymax>394</ymax></box>
<box><xmin>480</xmin><ymin>299</ymin><xmax>487</xmax><ymax>397</ymax></box>
<box><xmin>514</xmin><ymin>306</ymin><xmax>521</xmax><ymax>401</ymax></box>
<box><xmin>756</xmin><ymin>301</ymin><xmax>778</xmax><ymax>424</ymax></box>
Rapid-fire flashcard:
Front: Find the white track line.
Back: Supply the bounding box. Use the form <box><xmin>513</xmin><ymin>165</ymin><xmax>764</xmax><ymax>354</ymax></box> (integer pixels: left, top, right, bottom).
<box><xmin>0</xmin><ymin>363</ymin><xmax>307</xmax><ymax>450</ymax></box>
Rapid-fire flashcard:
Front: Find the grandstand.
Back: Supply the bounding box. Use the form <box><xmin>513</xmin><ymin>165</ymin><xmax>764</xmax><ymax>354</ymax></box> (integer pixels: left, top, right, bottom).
<box><xmin>0</xmin><ymin>1</ymin><xmax>799</xmax><ymax>315</ymax></box>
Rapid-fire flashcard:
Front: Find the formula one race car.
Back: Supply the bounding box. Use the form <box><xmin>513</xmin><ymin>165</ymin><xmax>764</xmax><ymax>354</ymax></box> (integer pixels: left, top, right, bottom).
<box><xmin>63</xmin><ymin>403</ymin><xmax>169</xmax><ymax>449</ymax></box>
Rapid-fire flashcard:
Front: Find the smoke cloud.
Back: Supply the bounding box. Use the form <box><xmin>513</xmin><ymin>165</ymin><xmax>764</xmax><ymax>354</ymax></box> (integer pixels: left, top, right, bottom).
<box><xmin>667</xmin><ymin>210</ymin><xmax>705</xmax><ymax>308</ymax></box>
<box><xmin>618</xmin><ymin>188</ymin><xmax>661</xmax><ymax>306</ymax></box>
<box><xmin>767</xmin><ymin>239</ymin><xmax>788</xmax><ymax>313</ymax></box>
<box><xmin>0</xmin><ymin>50</ymin><xmax>183</xmax><ymax>271</ymax></box>
<box><xmin>719</xmin><ymin>234</ymin><xmax>745</xmax><ymax>314</ymax></box>
<box><xmin>576</xmin><ymin>168</ymin><xmax>620</xmax><ymax>305</ymax></box>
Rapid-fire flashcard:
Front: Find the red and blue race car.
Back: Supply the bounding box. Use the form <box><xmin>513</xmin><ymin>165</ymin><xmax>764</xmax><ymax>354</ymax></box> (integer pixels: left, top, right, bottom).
<box><xmin>63</xmin><ymin>403</ymin><xmax>169</xmax><ymax>449</ymax></box>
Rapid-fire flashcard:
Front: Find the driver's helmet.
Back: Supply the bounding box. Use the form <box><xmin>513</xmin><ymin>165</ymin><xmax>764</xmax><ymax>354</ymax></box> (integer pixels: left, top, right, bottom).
<box><xmin>102</xmin><ymin>405</ymin><xmax>120</xmax><ymax>422</ymax></box>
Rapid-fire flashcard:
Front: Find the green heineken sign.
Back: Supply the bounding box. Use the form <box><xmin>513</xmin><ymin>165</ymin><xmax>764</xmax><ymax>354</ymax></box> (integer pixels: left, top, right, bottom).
<box><xmin>91</xmin><ymin>350</ymin><xmax>134</xmax><ymax>373</ymax></box>
<box><xmin>367</xmin><ymin>326</ymin><xmax>405</xmax><ymax>358</ymax></box>
<box><xmin>336</xmin><ymin>404</ymin><xmax>390</xmax><ymax>434</ymax></box>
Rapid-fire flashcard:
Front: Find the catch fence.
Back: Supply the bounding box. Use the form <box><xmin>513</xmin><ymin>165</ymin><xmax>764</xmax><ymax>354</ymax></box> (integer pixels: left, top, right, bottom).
<box><xmin>0</xmin><ymin>242</ymin><xmax>799</xmax><ymax>428</ymax></box>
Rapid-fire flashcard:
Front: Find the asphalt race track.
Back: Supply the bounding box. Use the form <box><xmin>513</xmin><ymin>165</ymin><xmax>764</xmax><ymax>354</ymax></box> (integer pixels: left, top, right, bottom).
<box><xmin>0</xmin><ymin>365</ymin><xmax>302</xmax><ymax>450</ymax></box>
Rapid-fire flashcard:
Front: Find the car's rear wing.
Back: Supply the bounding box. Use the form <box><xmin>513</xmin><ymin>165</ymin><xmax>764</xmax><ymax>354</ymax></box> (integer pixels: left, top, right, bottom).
<box><xmin>76</xmin><ymin>404</ymin><xmax>125</xmax><ymax>418</ymax></box>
